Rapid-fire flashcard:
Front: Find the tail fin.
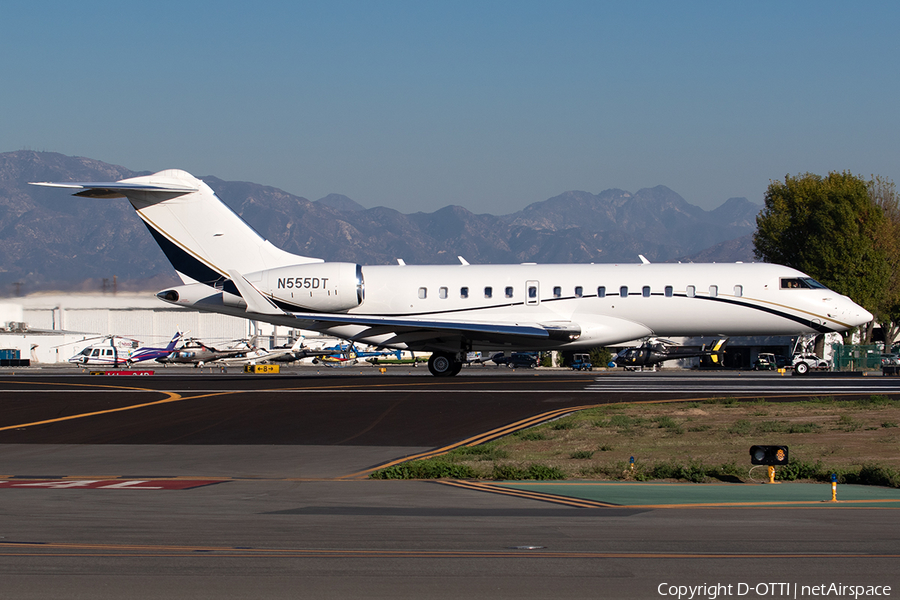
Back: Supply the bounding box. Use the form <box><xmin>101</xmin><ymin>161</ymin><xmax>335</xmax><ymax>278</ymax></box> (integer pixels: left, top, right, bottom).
<box><xmin>708</xmin><ymin>338</ymin><xmax>728</xmax><ymax>364</ymax></box>
<box><xmin>165</xmin><ymin>332</ymin><xmax>183</xmax><ymax>351</ymax></box>
<box><xmin>31</xmin><ymin>170</ymin><xmax>320</xmax><ymax>285</ymax></box>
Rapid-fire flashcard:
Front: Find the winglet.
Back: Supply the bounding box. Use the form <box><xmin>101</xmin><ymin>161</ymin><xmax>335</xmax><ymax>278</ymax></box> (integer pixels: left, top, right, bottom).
<box><xmin>227</xmin><ymin>270</ymin><xmax>283</xmax><ymax>315</ymax></box>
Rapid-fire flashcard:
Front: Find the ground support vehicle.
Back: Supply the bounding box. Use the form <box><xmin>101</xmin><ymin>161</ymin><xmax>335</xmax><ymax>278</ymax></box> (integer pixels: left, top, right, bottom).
<box><xmin>792</xmin><ymin>353</ymin><xmax>829</xmax><ymax>375</ymax></box>
<box><xmin>753</xmin><ymin>353</ymin><xmax>777</xmax><ymax>371</ymax></box>
<box><xmin>570</xmin><ymin>353</ymin><xmax>593</xmax><ymax>371</ymax></box>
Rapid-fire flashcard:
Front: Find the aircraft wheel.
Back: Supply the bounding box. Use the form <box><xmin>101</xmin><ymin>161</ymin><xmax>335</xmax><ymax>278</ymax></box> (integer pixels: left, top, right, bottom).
<box><xmin>428</xmin><ymin>352</ymin><xmax>459</xmax><ymax>377</ymax></box>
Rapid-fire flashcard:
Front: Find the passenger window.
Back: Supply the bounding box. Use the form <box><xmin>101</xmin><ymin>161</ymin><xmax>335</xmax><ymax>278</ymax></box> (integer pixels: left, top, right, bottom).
<box><xmin>574</xmin><ymin>286</ymin><xmax>583</xmax><ymax>298</ymax></box>
<box><xmin>460</xmin><ymin>286</ymin><xmax>469</xmax><ymax>299</ymax></box>
<box><xmin>597</xmin><ymin>286</ymin><xmax>606</xmax><ymax>298</ymax></box>
<box><xmin>553</xmin><ymin>286</ymin><xmax>562</xmax><ymax>298</ymax></box>
<box><xmin>439</xmin><ymin>287</ymin><xmax>448</xmax><ymax>299</ymax></box>
<box><xmin>91</xmin><ymin>349</ymin><xmax>100</xmax><ymax>357</ymax></box>
<box><xmin>505</xmin><ymin>286</ymin><xmax>514</xmax><ymax>298</ymax></box>
<box><xmin>709</xmin><ymin>285</ymin><xmax>718</xmax><ymax>297</ymax></box>
<box><xmin>642</xmin><ymin>286</ymin><xmax>651</xmax><ymax>298</ymax></box>
<box><xmin>734</xmin><ymin>285</ymin><xmax>743</xmax><ymax>297</ymax></box>
<box><xmin>484</xmin><ymin>286</ymin><xmax>492</xmax><ymax>298</ymax></box>
<box><xmin>418</xmin><ymin>287</ymin><xmax>427</xmax><ymax>299</ymax></box>
<box><xmin>528</xmin><ymin>286</ymin><xmax>537</xmax><ymax>299</ymax></box>
<box><xmin>665</xmin><ymin>285</ymin><xmax>673</xmax><ymax>297</ymax></box>
<box><xmin>686</xmin><ymin>285</ymin><xmax>695</xmax><ymax>298</ymax></box>
<box><xmin>620</xmin><ymin>286</ymin><xmax>628</xmax><ymax>298</ymax></box>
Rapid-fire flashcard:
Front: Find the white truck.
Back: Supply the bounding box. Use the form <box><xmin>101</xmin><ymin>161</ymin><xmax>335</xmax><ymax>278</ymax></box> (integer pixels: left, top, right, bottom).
<box><xmin>792</xmin><ymin>353</ymin><xmax>829</xmax><ymax>374</ymax></box>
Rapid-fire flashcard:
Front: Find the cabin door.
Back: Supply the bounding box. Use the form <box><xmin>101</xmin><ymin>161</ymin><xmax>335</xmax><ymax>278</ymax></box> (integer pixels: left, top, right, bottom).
<box><xmin>526</xmin><ymin>281</ymin><xmax>540</xmax><ymax>306</ymax></box>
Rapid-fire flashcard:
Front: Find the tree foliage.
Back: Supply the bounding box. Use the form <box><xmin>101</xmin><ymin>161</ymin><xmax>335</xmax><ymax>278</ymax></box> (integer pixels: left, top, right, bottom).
<box><xmin>754</xmin><ymin>172</ymin><xmax>890</xmax><ymax>319</ymax></box>
<box><xmin>867</xmin><ymin>176</ymin><xmax>900</xmax><ymax>346</ymax></box>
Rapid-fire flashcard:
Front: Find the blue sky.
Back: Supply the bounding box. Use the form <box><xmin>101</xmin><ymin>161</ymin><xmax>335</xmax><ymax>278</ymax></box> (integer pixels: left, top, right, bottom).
<box><xmin>3</xmin><ymin>1</ymin><xmax>898</xmax><ymax>214</ymax></box>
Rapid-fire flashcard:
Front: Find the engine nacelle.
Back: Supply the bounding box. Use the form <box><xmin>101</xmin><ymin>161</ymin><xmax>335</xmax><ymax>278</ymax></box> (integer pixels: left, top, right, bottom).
<box><xmin>248</xmin><ymin>262</ymin><xmax>363</xmax><ymax>312</ymax></box>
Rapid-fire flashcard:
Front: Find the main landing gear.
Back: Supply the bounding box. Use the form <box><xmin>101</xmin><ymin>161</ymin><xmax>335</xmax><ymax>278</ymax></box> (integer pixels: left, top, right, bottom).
<box><xmin>427</xmin><ymin>352</ymin><xmax>463</xmax><ymax>377</ymax></box>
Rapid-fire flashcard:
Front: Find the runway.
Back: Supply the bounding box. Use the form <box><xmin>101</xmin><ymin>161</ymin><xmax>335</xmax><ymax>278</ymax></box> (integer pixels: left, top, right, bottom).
<box><xmin>1</xmin><ymin>367</ymin><xmax>899</xmax><ymax>598</ymax></box>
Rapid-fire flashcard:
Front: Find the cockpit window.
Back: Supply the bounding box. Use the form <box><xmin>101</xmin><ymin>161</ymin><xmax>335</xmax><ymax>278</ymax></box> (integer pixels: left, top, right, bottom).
<box><xmin>780</xmin><ymin>277</ymin><xmax>828</xmax><ymax>290</ymax></box>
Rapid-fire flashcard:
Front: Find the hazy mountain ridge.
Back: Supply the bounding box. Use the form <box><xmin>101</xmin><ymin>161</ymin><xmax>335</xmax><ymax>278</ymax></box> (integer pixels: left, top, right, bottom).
<box><xmin>0</xmin><ymin>151</ymin><xmax>762</xmax><ymax>293</ymax></box>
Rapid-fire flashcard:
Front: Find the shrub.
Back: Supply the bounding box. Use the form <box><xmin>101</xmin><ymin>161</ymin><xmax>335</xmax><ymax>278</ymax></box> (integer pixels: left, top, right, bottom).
<box><xmin>570</xmin><ymin>450</ymin><xmax>594</xmax><ymax>459</ymax></box>
<box><xmin>492</xmin><ymin>464</ymin><xmax>527</xmax><ymax>480</ymax></box>
<box><xmin>776</xmin><ymin>460</ymin><xmax>827</xmax><ymax>481</ymax></box>
<box><xmin>491</xmin><ymin>463</ymin><xmax>566</xmax><ymax>480</ymax></box>
<box><xmin>370</xmin><ymin>460</ymin><xmax>478</xmax><ymax>480</ymax></box>
<box><xmin>845</xmin><ymin>464</ymin><xmax>900</xmax><ymax>488</ymax></box>
<box><xmin>526</xmin><ymin>463</ymin><xmax>566</xmax><ymax>480</ymax></box>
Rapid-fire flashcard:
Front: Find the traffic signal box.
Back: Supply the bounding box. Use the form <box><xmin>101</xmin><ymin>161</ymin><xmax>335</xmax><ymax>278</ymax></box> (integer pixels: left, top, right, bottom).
<box><xmin>750</xmin><ymin>445</ymin><xmax>788</xmax><ymax>484</ymax></box>
<box><xmin>749</xmin><ymin>445</ymin><xmax>789</xmax><ymax>466</ymax></box>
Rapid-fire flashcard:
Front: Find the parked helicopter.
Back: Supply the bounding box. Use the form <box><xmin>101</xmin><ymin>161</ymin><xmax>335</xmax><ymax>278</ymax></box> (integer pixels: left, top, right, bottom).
<box><xmin>312</xmin><ymin>343</ymin><xmax>402</xmax><ymax>367</ymax></box>
<box><xmin>67</xmin><ymin>332</ymin><xmax>183</xmax><ymax>366</ymax></box>
<box><xmin>157</xmin><ymin>337</ymin><xmax>252</xmax><ymax>367</ymax></box>
<box><xmin>610</xmin><ymin>338</ymin><xmax>727</xmax><ymax>370</ymax></box>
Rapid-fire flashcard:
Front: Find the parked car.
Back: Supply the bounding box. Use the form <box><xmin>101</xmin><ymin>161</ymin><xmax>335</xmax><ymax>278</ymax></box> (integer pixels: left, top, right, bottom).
<box><xmin>792</xmin><ymin>353</ymin><xmax>829</xmax><ymax>375</ymax></box>
<box><xmin>490</xmin><ymin>352</ymin><xmax>539</xmax><ymax>369</ymax></box>
<box><xmin>881</xmin><ymin>354</ymin><xmax>900</xmax><ymax>367</ymax></box>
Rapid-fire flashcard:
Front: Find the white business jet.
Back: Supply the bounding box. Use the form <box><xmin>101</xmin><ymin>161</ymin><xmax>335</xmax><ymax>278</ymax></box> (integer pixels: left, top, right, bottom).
<box><xmin>32</xmin><ymin>170</ymin><xmax>873</xmax><ymax>377</ymax></box>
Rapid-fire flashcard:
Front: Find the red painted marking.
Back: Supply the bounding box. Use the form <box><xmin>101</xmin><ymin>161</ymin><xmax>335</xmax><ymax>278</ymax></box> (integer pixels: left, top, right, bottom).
<box><xmin>0</xmin><ymin>479</ymin><xmax>223</xmax><ymax>490</ymax></box>
<box><xmin>89</xmin><ymin>371</ymin><xmax>155</xmax><ymax>376</ymax></box>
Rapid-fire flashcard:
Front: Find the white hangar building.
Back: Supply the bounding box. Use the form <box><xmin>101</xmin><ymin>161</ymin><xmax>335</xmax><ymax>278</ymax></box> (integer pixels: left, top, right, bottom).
<box><xmin>0</xmin><ymin>292</ymin><xmax>298</xmax><ymax>364</ymax></box>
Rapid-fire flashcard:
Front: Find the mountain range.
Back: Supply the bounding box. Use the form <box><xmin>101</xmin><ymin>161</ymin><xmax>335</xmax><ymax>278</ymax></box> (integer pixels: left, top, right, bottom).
<box><xmin>0</xmin><ymin>151</ymin><xmax>760</xmax><ymax>294</ymax></box>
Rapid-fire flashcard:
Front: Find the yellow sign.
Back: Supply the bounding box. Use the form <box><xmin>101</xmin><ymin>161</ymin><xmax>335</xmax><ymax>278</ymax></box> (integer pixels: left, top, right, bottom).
<box><xmin>244</xmin><ymin>364</ymin><xmax>280</xmax><ymax>374</ymax></box>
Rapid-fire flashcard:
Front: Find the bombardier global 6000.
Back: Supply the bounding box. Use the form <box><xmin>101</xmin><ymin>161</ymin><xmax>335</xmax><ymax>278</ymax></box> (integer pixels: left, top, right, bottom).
<box><xmin>32</xmin><ymin>170</ymin><xmax>873</xmax><ymax>376</ymax></box>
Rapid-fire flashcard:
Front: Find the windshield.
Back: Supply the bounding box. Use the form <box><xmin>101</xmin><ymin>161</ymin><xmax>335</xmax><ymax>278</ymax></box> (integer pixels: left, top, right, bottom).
<box><xmin>780</xmin><ymin>277</ymin><xmax>829</xmax><ymax>290</ymax></box>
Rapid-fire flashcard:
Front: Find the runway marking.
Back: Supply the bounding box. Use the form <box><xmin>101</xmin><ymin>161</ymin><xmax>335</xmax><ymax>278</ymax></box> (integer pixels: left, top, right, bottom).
<box><xmin>0</xmin><ymin>388</ymin><xmax>239</xmax><ymax>432</ymax></box>
<box><xmin>0</xmin><ymin>479</ymin><xmax>224</xmax><ymax>490</ymax></box>
<box><xmin>438</xmin><ymin>480</ymin><xmax>620</xmax><ymax>508</ymax></box>
<box><xmin>1</xmin><ymin>540</ymin><xmax>898</xmax><ymax>559</ymax></box>
<box><xmin>338</xmin><ymin>403</ymin><xmax>606</xmax><ymax>479</ymax></box>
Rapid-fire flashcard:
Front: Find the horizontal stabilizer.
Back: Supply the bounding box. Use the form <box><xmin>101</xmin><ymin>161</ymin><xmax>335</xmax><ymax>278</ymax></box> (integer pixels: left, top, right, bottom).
<box><xmin>30</xmin><ymin>181</ymin><xmax>198</xmax><ymax>198</ymax></box>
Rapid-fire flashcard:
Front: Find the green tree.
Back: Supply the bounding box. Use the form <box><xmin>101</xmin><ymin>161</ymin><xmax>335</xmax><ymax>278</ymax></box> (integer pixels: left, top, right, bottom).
<box><xmin>868</xmin><ymin>176</ymin><xmax>900</xmax><ymax>346</ymax></box>
<box><xmin>754</xmin><ymin>171</ymin><xmax>887</xmax><ymax>342</ymax></box>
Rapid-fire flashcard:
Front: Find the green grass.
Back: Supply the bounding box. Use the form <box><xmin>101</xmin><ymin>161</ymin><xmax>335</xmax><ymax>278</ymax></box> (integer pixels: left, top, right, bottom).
<box><xmin>365</xmin><ymin>395</ymin><xmax>900</xmax><ymax>486</ymax></box>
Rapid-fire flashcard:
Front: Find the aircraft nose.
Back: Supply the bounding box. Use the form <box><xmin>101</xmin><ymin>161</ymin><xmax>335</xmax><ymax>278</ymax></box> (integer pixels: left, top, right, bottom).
<box><xmin>841</xmin><ymin>301</ymin><xmax>873</xmax><ymax>327</ymax></box>
<box><xmin>855</xmin><ymin>306</ymin><xmax>875</xmax><ymax>326</ymax></box>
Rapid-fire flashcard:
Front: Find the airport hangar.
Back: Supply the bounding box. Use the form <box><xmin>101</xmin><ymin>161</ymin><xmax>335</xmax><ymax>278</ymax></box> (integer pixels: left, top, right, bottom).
<box><xmin>0</xmin><ymin>292</ymin><xmax>301</xmax><ymax>364</ymax></box>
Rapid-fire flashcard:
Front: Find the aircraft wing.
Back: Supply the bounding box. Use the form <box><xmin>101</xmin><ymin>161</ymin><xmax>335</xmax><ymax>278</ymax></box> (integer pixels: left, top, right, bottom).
<box><xmin>286</xmin><ymin>312</ymin><xmax>581</xmax><ymax>344</ymax></box>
